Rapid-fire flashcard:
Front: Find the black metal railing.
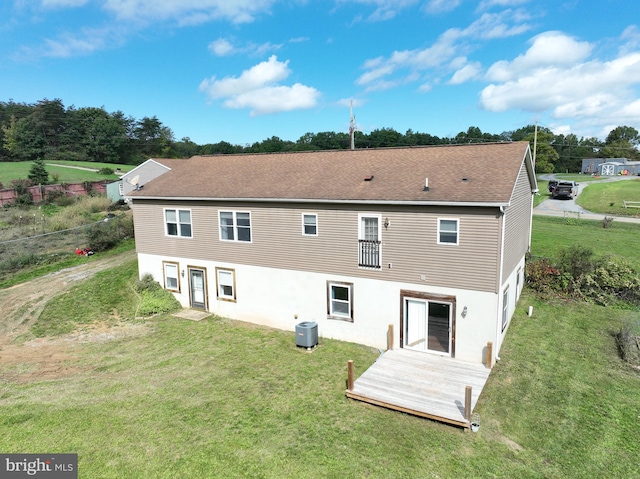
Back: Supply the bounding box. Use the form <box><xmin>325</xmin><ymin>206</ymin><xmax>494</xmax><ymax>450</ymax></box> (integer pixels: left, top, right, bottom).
<box><xmin>359</xmin><ymin>239</ymin><xmax>381</xmax><ymax>269</ymax></box>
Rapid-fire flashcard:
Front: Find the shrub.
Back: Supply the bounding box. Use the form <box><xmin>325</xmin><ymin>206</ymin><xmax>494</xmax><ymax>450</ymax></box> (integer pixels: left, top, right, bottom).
<box><xmin>98</xmin><ymin>167</ymin><xmax>115</xmax><ymax>175</ymax></box>
<box><xmin>575</xmin><ymin>259</ymin><xmax>640</xmax><ymax>307</ymax></box>
<box><xmin>134</xmin><ymin>274</ymin><xmax>181</xmax><ymax>316</ymax></box>
<box><xmin>134</xmin><ymin>273</ymin><xmax>162</xmax><ymax>293</ymax></box>
<box><xmin>557</xmin><ymin>245</ymin><xmax>599</xmax><ymax>282</ymax></box>
<box><xmin>616</xmin><ymin>318</ymin><xmax>640</xmax><ymax>365</ymax></box>
<box><xmin>85</xmin><ymin>214</ymin><xmax>134</xmax><ymax>252</ymax></box>
<box><xmin>525</xmin><ymin>257</ymin><xmax>566</xmax><ymax>294</ymax></box>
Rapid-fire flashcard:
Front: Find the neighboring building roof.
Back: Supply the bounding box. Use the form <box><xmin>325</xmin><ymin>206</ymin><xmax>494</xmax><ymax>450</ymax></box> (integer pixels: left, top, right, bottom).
<box><xmin>122</xmin><ymin>158</ymin><xmax>186</xmax><ymax>179</ymax></box>
<box><xmin>128</xmin><ymin>142</ymin><xmax>534</xmax><ymax>206</ymax></box>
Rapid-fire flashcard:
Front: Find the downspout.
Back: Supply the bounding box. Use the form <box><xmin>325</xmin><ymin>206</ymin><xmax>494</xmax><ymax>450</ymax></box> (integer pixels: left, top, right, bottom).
<box><xmin>495</xmin><ymin>205</ymin><xmax>506</xmax><ymax>365</ymax></box>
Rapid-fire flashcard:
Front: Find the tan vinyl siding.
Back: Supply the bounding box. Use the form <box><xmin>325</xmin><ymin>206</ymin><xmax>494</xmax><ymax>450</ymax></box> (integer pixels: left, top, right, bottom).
<box><xmin>132</xmin><ymin>200</ymin><xmax>501</xmax><ymax>293</ymax></box>
<box><xmin>502</xmin><ymin>161</ymin><xmax>533</xmax><ymax>280</ymax></box>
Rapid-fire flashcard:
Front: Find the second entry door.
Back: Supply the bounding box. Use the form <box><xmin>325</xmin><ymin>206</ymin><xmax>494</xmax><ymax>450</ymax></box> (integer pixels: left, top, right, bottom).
<box><xmin>189</xmin><ymin>268</ymin><xmax>207</xmax><ymax>310</ymax></box>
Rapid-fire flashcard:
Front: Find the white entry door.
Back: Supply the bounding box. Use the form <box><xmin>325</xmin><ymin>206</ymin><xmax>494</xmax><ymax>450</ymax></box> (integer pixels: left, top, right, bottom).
<box><xmin>404</xmin><ymin>298</ymin><xmax>452</xmax><ymax>355</ymax></box>
<box><xmin>189</xmin><ymin>268</ymin><xmax>207</xmax><ymax>310</ymax></box>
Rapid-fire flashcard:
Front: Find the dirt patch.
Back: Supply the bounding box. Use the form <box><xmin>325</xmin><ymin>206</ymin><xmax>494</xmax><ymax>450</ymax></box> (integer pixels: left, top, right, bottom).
<box><xmin>0</xmin><ymin>250</ymin><xmax>141</xmax><ymax>383</ymax></box>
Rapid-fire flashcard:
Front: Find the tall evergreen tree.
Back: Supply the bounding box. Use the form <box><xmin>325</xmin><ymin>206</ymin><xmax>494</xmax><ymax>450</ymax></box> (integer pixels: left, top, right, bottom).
<box><xmin>27</xmin><ymin>159</ymin><xmax>49</xmax><ymax>185</ymax></box>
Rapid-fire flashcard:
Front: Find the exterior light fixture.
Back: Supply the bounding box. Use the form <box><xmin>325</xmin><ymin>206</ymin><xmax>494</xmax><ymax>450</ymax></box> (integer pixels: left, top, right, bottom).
<box><xmin>462</xmin><ymin>306</ymin><xmax>468</xmax><ymax>318</ymax></box>
<box><xmin>384</xmin><ymin>218</ymin><xmax>390</xmax><ymax>229</ymax></box>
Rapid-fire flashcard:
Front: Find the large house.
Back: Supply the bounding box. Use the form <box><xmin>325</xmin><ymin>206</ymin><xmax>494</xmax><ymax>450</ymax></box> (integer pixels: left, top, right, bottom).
<box><xmin>127</xmin><ymin>142</ymin><xmax>537</xmax><ymax>365</ymax></box>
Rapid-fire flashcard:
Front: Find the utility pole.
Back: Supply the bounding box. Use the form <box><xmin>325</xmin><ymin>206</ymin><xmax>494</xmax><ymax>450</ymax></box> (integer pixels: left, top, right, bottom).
<box><xmin>349</xmin><ymin>100</ymin><xmax>356</xmax><ymax>150</ymax></box>
<box><xmin>533</xmin><ymin>120</ymin><xmax>538</xmax><ymax>168</ymax></box>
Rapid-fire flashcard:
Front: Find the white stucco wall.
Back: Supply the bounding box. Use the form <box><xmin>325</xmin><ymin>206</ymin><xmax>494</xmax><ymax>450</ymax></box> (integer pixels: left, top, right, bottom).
<box><xmin>138</xmin><ymin>253</ymin><xmax>510</xmax><ymax>364</ymax></box>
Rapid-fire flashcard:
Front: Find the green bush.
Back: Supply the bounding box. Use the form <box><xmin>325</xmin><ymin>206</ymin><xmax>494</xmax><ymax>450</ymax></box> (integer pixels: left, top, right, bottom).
<box><xmin>85</xmin><ymin>214</ymin><xmax>134</xmax><ymax>252</ymax></box>
<box><xmin>134</xmin><ymin>273</ymin><xmax>181</xmax><ymax>315</ymax></box>
<box><xmin>137</xmin><ymin>288</ymin><xmax>181</xmax><ymax>316</ymax></box>
<box><xmin>616</xmin><ymin>318</ymin><xmax>640</xmax><ymax>365</ymax></box>
<box><xmin>98</xmin><ymin>167</ymin><xmax>115</xmax><ymax>175</ymax></box>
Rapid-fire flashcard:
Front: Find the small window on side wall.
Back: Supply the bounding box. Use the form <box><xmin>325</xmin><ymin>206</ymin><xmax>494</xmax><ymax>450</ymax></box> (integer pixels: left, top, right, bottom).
<box><xmin>327</xmin><ymin>281</ymin><xmax>353</xmax><ymax>322</ymax></box>
<box><xmin>438</xmin><ymin>218</ymin><xmax>459</xmax><ymax>245</ymax></box>
<box><xmin>216</xmin><ymin>268</ymin><xmax>236</xmax><ymax>302</ymax></box>
<box><xmin>163</xmin><ymin>261</ymin><xmax>180</xmax><ymax>291</ymax></box>
<box><xmin>302</xmin><ymin>214</ymin><xmax>318</xmax><ymax>236</ymax></box>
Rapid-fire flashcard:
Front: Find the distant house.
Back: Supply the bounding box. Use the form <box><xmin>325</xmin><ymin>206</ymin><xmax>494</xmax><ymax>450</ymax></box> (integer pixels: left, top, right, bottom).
<box><xmin>106</xmin><ymin>159</ymin><xmax>185</xmax><ymax>202</ymax></box>
<box><xmin>127</xmin><ymin>142</ymin><xmax>537</xmax><ymax>365</ymax></box>
<box><xmin>581</xmin><ymin>158</ymin><xmax>640</xmax><ymax>176</ymax></box>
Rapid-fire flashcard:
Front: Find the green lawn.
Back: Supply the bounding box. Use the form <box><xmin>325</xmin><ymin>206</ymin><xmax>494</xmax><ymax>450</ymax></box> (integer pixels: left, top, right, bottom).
<box><xmin>530</xmin><ymin>215</ymin><xmax>640</xmax><ymax>269</ymax></box>
<box><xmin>578</xmin><ymin>179</ymin><xmax>640</xmax><ymax>216</ymax></box>
<box><xmin>1</xmin><ymin>218</ymin><xmax>639</xmax><ymax>477</ymax></box>
<box><xmin>1</xmin><ymin>261</ymin><xmax>638</xmax><ymax>478</ymax></box>
<box><xmin>0</xmin><ymin>161</ymin><xmax>133</xmax><ymax>186</ymax></box>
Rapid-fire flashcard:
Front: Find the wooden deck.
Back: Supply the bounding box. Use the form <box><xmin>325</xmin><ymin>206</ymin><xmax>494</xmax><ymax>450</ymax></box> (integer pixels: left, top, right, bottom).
<box><xmin>346</xmin><ymin>348</ymin><xmax>491</xmax><ymax>428</ymax></box>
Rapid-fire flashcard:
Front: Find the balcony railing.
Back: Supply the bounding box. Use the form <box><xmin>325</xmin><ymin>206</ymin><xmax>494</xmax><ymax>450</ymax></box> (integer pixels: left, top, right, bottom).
<box><xmin>359</xmin><ymin>239</ymin><xmax>381</xmax><ymax>269</ymax></box>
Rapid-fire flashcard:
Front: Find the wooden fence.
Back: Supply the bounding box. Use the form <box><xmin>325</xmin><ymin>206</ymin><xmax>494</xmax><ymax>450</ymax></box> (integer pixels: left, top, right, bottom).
<box><xmin>0</xmin><ymin>181</ymin><xmax>109</xmax><ymax>206</ymax></box>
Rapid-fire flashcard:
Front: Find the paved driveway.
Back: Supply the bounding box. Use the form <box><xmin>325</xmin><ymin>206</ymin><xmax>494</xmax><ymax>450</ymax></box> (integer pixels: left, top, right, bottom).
<box><xmin>534</xmin><ymin>174</ymin><xmax>640</xmax><ymax>224</ymax></box>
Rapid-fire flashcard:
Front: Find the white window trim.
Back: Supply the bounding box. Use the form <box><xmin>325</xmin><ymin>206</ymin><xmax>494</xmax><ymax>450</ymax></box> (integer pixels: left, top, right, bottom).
<box><xmin>219</xmin><ymin>211</ymin><xmax>252</xmax><ymax>243</ymax></box>
<box><xmin>358</xmin><ymin>213</ymin><xmax>381</xmax><ymax>241</ymax></box>
<box><xmin>216</xmin><ymin>267</ymin><xmax>236</xmax><ymax>302</ymax></box>
<box><xmin>437</xmin><ymin>218</ymin><xmax>459</xmax><ymax>245</ymax></box>
<box><xmin>163</xmin><ymin>261</ymin><xmax>180</xmax><ymax>292</ymax></box>
<box><xmin>164</xmin><ymin>208</ymin><xmax>192</xmax><ymax>238</ymax></box>
<box><xmin>327</xmin><ymin>281</ymin><xmax>353</xmax><ymax>322</ymax></box>
<box><xmin>302</xmin><ymin>213</ymin><xmax>318</xmax><ymax>236</ymax></box>
<box><xmin>118</xmin><ymin>182</ymin><xmax>124</xmax><ymax>196</ymax></box>
<box><xmin>501</xmin><ymin>287</ymin><xmax>509</xmax><ymax>333</ymax></box>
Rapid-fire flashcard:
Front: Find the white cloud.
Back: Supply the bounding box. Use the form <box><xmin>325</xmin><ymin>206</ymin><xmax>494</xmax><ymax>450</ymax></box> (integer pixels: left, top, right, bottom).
<box><xmin>356</xmin><ymin>9</ymin><xmax>531</xmax><ymax>90</ymax></box>
<box><xmin>449</xmin><ymin>61</ymin><xmax>482</xmax><ymax>84</ymax></box>
<box><xmin>199</xmin><ymin>55</ymin><xmax>320</xmax><ymax>115</ymax></box>
<box><xmin>208</xmin><ymin>37</ymin><xmax>283</xmax><ymax>57</ymax></box>
<box><xmin>480</xmin><ymin>32</ymin><xmax>640</xmax><ymax>130</ymax></box>
<box><xmin>18</xmin><ymin>26</ymin><xmax>126</xmax><ymax>59</ymax></box>
<box><xmin>102</xmin><ymin>0</ymin><xmax>275</xmax><ymax>25</ymax></box>
<box><xmin>477</xmin><ymin>0</ymin><xmax>530</xmax><ymax>10</ymax></box>
<box><xmin>224</xmin><ymin>84</ymin><xmax>320</xmax><ymax>116</ymax></box>
<box><xmin>208</xmin><ymin>38</ymin><xmax>235</xmax><ymax>56</ymax></box>
<box><xmin>424</xmin><ymin>0</ymin><xmax>461</xmax><ymax>14</ymax></box>
<box><xmin>486</xmin><ymin>31</ymin><xmax>592</xmax><ymax>82</ymax></box>
<box><xmin>337</xmin><ymin>0</ymin><xmax>418</xmax><ymax>21</ymax></box>
<box><xmin>41</xmin><ymin>0</ymin><xmax>88</xmax><ymax>6</ymax></box>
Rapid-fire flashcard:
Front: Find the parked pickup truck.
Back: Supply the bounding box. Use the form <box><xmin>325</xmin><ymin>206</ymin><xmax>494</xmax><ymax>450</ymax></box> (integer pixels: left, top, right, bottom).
<box><xmin>548</xmin><ymin>180</ymin><xmax>578</xmax><ymax>199</ymax></box>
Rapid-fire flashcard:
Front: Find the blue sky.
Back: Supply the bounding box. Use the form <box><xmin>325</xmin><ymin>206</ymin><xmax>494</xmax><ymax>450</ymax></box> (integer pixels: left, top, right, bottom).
<box><xmin>1</xmin><ymin>0</ymin><xmax>639</xmax><ymax>146</ymax></box>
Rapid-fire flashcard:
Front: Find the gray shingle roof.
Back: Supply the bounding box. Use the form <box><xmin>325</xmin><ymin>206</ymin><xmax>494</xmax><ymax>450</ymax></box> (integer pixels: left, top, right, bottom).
<box><xmin>129</xmin><ymin>142</ymin><xmax>533</xmax><ymax>205</ymax></box>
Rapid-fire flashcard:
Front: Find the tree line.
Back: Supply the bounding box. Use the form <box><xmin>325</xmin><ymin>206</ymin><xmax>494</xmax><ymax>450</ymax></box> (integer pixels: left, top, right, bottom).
<box><xmin>2</xmin><ymin>98</ymin><xmax>639</xmax><ymax>173</ymax></box>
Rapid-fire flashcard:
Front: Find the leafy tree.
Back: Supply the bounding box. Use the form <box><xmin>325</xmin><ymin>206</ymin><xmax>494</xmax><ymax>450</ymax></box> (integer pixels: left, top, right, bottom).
<box><xmin>2</xmin><ymin>115</ymin><xmax>46</xmax><ymax>161</ymax></box>
<box><xmin>367</xmin><ymin>128</ymin><xmax>403</xmax><ymax>148</ymax></box>
<box><xmin>602</xmin><ymin>126</ymin><xmax>640</xmax><ymax>159</ymax></box>
<box><xmin>134</xmin><ymin>116</ymin><xmax>174</xmax><ymax>158</ymax></box>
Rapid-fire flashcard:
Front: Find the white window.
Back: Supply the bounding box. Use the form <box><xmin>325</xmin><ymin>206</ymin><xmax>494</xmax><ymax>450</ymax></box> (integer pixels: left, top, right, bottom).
<box><xmin>118</xmin><ymin>182</ymin><xmax>124</xmax><ymax>196</ymax></box>
<box><xmin>163</xmin><ymin>262</ymin><xmax>180</xmax><ymax>291</ymax></box>
<box><xmin>219</xmin><ymin>211</ymin><xmax>251</xmax><ymax>242</ymax></box>
<box><xmin>216</xmin><ymin>268</ymin><xmax>236</xmax><ymax>301</ymax></box>
<box><xmin>302</xmin><ymin>214</ymin><xmax>318</xmax><ymax>236</ymax></box>
<box><xmin>358</xmin><ymin>214</ymin><xmax>381</xmax><ymax>269</ymax></box>
<box><xmin>327</xmin><ymin>281</ymin><xmax>353</xmax><ymax>321</ymax></box>
<box><xmin>165</xmin><ymin>209</ymin><xmax>192</xmax><ymax>237</ymax></box>
<box><xmin>502</xmin><ymin>287</ymin><xmax>509</xmax><ymax>332</ymax></box>
<box><xmin>438</xmin><ymin>218</ymin><xmax>459</xmax><ymax>245</ymax></box>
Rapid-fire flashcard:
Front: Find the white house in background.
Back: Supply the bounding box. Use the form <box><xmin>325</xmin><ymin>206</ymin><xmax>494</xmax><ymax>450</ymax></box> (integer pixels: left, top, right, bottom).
<box><xmin>106</xmin><ymin>158</ymin><xmax>185</xmax><ymax>202</ymax></box>
<box><xmin>127</xmin><ymin>142</ymin><xmax>537</xmax><ymax>365</ymax></box>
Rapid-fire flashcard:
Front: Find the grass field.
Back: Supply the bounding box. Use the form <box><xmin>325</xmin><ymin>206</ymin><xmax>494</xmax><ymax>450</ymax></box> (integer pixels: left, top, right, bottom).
<box><xmin>0</xmin><ymin>218</ymin><xmax>639</xmax><ymax>478</ymax></box>
<box><xmin>534</xmin><ymin>176</ymin><xmax>640</xmax><ymax>215</ymax></box>
<box><xmin>530</xmin><ymin>215</ymin><xmax>640</xmax><ymax>269</ymax></box>
<box><xmin>0</xmin><ymin>161</ymin><xmax>133</xmax><ymax>185</ymax></box>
